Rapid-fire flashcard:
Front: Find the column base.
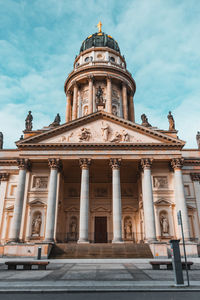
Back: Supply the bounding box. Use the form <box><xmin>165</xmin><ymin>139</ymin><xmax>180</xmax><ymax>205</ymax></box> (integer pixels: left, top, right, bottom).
<box><xmin>77</xmin><ymin>239</ymin><xmax>90</xmax><ymax>244</ymax></box>
<box><xmin>44</xmin><ymin>239</ymin><xmax>54</xmax><ymax>243</ymax></box>
<box><xmin>112</xmin><ymin>239</ymin><xmax>124</xmax><ymax>243</ymax></box>
<box><xmin>7</xmin><ymin>238</ymin><xmax>20</xmax><ymax>244</ymax></box>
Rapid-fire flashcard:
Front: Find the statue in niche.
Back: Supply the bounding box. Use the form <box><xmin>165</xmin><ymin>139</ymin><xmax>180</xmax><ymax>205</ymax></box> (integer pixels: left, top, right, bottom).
<box><xmin>124</xmin><ymin>219</ymin><xmax>132</xmax><ymax>239</ymax></box>
<box><xmin>111</xmin><ymin>131</ymin><xmax>122</xmax><ymax>142</ymax></box>
<box><xmin>122</xmin><ymin>130</ymin><xmax>129</xmax><ymax>142</ymax></box>
<box><xmin>141</xmin><ymin>114</ymin><xmax>151</xmax><ymax>127</ymax></box>
<box><xmin>167</xmin><ymin>111</ymin><xmax>175</xmax><ymax>131</ymax></box>
<box><xmin>0</xmin><ymin>132</ymin><xmax>3</xmax><ymax>149</ymax></box>
<box><xmin>69</xmin><ymin>217</ymin><xmax>77</xmax><ymax>240</ymax></box>
<box><xmin>25</xmin><ymin>111</ymin><xmax>33</xmax><ymax>131</ymax></box>
<box><xmin>112</xmin><ymin>105</ymin><xmax>118</xmax><ymax>116</ymax></box>
<box><xmin>101</xmin><ymin>122</ymin><xmax>109</xmax><ymax>141</ymax></box>
<box><xmin>96</xmin><ymin>86</ymin><xmax>104</xmax><ymax>103</ymax></box>
<box><xmin>32</xmin><ymin>214</ymin><xmax>42</xmax><ymax>236</ymax></box>
<box><xmin>160</xmin><ymin>215</ymin><xmax>169</xmax><ymax>235</ymax></box>
<box><xmin>79</xmin><ymin>127</ymin><xmax>91</xmax><ymax>141</ymax></box>
<box><xmin>49</xmin><ymin>113</ymin><xmax>61</xmax><ymax>127</ymax></box>
<box><xmin>83</xmin><ymin>105</ymin><xmax>88</xmax><ymax>116</ymax></box>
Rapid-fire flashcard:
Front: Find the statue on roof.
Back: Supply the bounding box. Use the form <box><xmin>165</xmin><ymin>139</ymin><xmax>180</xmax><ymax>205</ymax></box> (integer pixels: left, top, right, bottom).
<box><xmin>0</xmin><ymin>132</ymin><xmax>3</xmax><ymax>149</ymax></box>
<box><xmin>196</xmin><ymin>132</ymin><xmax>200</xmax><ymax>149</ymax></box>
<box><xmin>141</xmin><ymin>114</ymin><xmax>151</xmax><ymax>127</ymax></box>
<box><xmin>167</xmin><ymin>111</ymin><xmax>175</xmax><ymax>131</ymax></box>
<box><xmin>49</xmin><ymin>113</ymin><xmax>61</xmax><ymax>127</ymax></box>
<box><xmin>25</xmin><ymin>111</ymin><xmax>33</xmax><ymax>131</ymax></box>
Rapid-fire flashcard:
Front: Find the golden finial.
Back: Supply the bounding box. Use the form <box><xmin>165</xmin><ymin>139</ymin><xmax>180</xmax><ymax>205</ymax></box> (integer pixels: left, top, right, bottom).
<box><xmin>97</xmin><ymin>21</ymin><xmax>102</xmax><ymax>33</ymax></box>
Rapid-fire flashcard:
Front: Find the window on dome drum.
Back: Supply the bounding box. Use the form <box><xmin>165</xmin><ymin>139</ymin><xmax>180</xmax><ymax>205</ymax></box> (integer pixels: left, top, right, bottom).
<box><xmin>85</xmin><ymin>57</ymin><xmax>90</xmax><ymax>62</ymax></box>
<box><xmin>110</xmin><ymin>56</ymin><xmax>115</xmax><ymax>62</ymax></box>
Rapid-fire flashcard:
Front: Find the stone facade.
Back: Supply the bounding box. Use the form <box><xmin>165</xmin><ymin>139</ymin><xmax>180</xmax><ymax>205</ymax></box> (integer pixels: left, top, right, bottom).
<box><xmin>0</xmin><ymin>29</ymin><xmax>200</xmax><ymax>258</ymax></box>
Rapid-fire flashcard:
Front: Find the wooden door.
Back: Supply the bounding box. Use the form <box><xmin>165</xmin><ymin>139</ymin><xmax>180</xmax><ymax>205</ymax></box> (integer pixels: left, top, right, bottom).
<box><xmin>94</xmin><ymin>216</ymin><xmax>107</xmax><ymax>243</ymax></box>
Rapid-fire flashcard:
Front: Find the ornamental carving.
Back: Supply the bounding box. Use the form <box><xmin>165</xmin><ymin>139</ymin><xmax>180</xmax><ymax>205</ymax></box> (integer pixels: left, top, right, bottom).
<box><xmin>17</xmin><ymin>159</ymin><xmax>31</xmax><ymax>170</ymax></box>
<box><xmin>79</xmin><ymin>158</ymin><xmax>91</xmax><ymax>169</ymax></box>
<box><xmin>109</xmin><ymin>158</ymin><xmax>121</xmax><ymax>169</ymax></box>
<box><xmin>79</xmin><ymin>127</ymin><xmax>91</xmax><ymax>141</ymax></box>
<box><xmin>171</xmin><ymin>158</ymin><xmax>184</xmax><ymax>170</ymax></box>
<box><xmin>0</xmin><ymin>173</ymin><xmax>9</xmax><ymax>181</ymax></box>
<box><xmin>153</xmin><ymin>176</ymin><xmax>168</xmax><ymax>189</ymax></box>
<box><xmin>48</xmin><ymin>158</ymin><xmax>62</xmax><ymax>171</ymax></box>
<box><xmin>190</xmin><ymin>173</ymin><xmax>200</xmax><ymax>182</ymax></box>
<box><xmin>141</xmin><ymin>114</ymin><xmax>151</xmax><ymax>127</ymax></box>
<box><xmin>33</xmin><ymin>177</ymin><xmax>48</xmax><ymax>189</ymax></box>
<box><xmin>141</xmin><ymin>158</ymin><xmax>153</xmax><ymax>169</ymax></box>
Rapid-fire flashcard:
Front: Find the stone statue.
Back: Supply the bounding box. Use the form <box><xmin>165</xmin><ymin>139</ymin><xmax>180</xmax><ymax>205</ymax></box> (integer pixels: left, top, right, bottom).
<box><xmin>32</xmin><ymin>214</ymin><xmax>42</xmax><ymax>236</ymax></box>
<box><xmin>70</xmin><ymin>218</ymin><xmax>77</xmax><ymax>240</ymax></box>
<box><xmin>25</xmin><ymin>111</ymin><xmax>33</xmax><ymax>131</ymax></box>
<box><xmin>96</xmin><ymin>86</ymin><xmax>104</xmax><ymax>105</ymax></box>
<box><xmin>49</xmin><ymin>113</ymin><xmax>61</xmax><ymax>127</ymax></box>
<box><xmin>112</xmin><ymin>105</ymin><xmax>118</xmax><ymax>116</ymax></box>
<box><xmin>0</xmin><ymin>132</ymin><xmax>3</xmax><ymax>149</ymax></box>
<box><xmin>101</xmin><ymin>123</ymin><xmax>109</xmax><ymax>141</ymax></box>
<box><xmin>124</xmin><ymin>219</ymin><xmax>132</xmax><ymax>239</ymax></box>
<box><xmin>79</xmin><ymin>127</ymin><xmax>91</xmax><ymax>141</ymax></box>
<box><xmin>167</xmin><ymin>111</ymin><xmax>175</xmax><ymax>131</ymax></box>
<box><xmin>160</xmin><ymin>215</ymin><xmax>169</xmax><ymax>235</ymax></box>
<box><xmin>141</xmin><ymin>114</ymin><xmax>151</xmax><ymax>127</ymax></box>
<box><xmin>196</xmin><ymin>131</ymin><xmax>200</xmax><ymax>149</ymax></box>
<box><xmin>122</xmin><ymin>130</ymin><xmax>129</xmax><ymax>142</ymax></box>
<box><xmin>111</xmin><ymin>131</ymin><xmax>121</xmax><ymax>142</ymax></box>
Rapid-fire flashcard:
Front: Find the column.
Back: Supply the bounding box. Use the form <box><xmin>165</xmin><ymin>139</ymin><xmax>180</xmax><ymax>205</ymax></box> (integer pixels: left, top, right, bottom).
<box><xmin>45</xmin><ymin>158</ymin><xmax>62</xmax><ymax>242</ymax></box>
<box><xmin>0</xmin><ymin>174</ymin><xmax>9</xmax><ymax>238</ymax></box>
<box><xmin>72</xmin><ymin>83</ymin><xmax>78</xmax><ymax>120</ymax></box>
<box><xmin>9</xmin><ymin>159</ymin><xmax>30</xmax><ymax>242</ymax></box>
<box><xmin>141</xmin><ymin>158</ymin><xmax>156</xmax><ymax>242</ymax></box>
<box><xmin>122</xmin><ymin>83</ymin><xmax>128</xmax><ymax>120</ymax></box>
<box><xmin>66</xmin><ymin>90</ymin><xmax>72</xmax><ymax>122</ymax></box>
<box><xmin>171</xmin><ymin>158</ymin><xmax>190</xmax><ymax>240</ymax></box>
<box><xmin>88</xmin><ymin>76</ymin><xmax>93</xmax><ymax>114</ymax></box>
<box><xmin>190</xmin><ymin>173</ymin><xmax>200</xmax><ymax>227</ymax></box>
<box><xmin>78</xmin><ymin>158</ymin><xmax>91</xmax><ymax>243</ymax></box>
<box><xmin>110</xmin><ymin>158</ymin><xmax>123</xmax><ymax>243</ymax></box>
<box><xmin>106</xmin><ymin>76</ymin><xmax>112</xmax><ymax>114</ymax></box>
<box><xmin>129</xmin><ymin>92</ymin><xmax>135</xmax><ymax>122</ymax></box>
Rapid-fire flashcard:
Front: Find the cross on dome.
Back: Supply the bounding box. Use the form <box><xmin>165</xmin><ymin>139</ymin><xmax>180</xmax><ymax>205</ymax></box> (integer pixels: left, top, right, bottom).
<box><xmin>97</xmin><ymin>21</ymin><xmax>102</xmax><ymax>33</ymax></box>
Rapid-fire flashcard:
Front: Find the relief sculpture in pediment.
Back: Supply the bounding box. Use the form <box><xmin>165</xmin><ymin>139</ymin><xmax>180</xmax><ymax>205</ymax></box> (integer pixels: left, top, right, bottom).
<box><xmin>79</xmin><ymin>127</ymin><xmax>91</xmax><ymax>141</ymax></box>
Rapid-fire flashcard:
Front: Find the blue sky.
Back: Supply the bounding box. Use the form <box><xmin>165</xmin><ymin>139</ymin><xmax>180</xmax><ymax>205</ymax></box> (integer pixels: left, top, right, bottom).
<box><xmin>0</xmin><ymin>0</ymin><xmax>200</xmax><ymax>148</ymax></box>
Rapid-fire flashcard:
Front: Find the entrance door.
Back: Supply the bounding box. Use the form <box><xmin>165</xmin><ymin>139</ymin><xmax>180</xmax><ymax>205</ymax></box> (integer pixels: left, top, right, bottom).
<box><xmin>94</xmin><ymin>216</ymin><xmax>107</xmax><ymax>243</ymax></box>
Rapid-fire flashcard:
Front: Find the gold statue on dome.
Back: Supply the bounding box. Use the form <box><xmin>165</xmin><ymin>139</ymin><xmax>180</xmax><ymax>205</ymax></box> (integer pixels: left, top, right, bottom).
<box><xmin>97</xmin><ymin>21</ymin><xmax>102</xmax><ymax>33</ymax></box>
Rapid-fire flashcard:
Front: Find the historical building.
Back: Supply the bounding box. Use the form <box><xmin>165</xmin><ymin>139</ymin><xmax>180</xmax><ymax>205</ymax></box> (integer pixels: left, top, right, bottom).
<box><xmin>0</xmin><ymin>23</ymin><xmax>200</xmax><ymax>258</ymax></box>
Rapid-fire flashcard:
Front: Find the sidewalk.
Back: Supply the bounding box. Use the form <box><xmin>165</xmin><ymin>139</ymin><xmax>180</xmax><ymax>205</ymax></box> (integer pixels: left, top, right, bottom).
<box><xmin>0</xmin><ymin>258</ymin><xmax>200</xmax><ymax>292</ymax></box>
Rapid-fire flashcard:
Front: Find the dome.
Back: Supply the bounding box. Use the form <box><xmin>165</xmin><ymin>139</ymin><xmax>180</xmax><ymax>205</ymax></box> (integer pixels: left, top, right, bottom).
<box><xmin>80</xmin><ymin>32</ymin><xmax>120</xmax><ymax>53</ymax></box>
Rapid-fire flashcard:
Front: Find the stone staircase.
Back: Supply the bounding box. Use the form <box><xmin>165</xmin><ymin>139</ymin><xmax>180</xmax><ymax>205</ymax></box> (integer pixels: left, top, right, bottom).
<box><xmin>49</xmin><ymin>243</ymin><xmax>153</xmax><ymax>259</ymax></box>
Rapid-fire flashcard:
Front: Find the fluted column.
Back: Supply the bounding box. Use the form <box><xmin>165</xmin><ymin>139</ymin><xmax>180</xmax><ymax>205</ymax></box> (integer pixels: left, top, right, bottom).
<box><xmin>0</xmin><ymin>174</ymin><xmax>9</xmax><ymax>239</ymax></box>
<box><xmin>88</xmin><ymin>76</ymin><xmax>93</xmax><ymax>114</ymax></box>
<box><xmin>66</xmin><ymin>90</ymin><xmax>72</xmax><ymax>122</ymax></box>
<box><xmin>171</xmin><ymin>158</ymin><xmax>190</xmax><ymax>240</ymax></box>
<box><xmin>129</xmin><ymin>92</ymin><xmax>135</xmax><ymax>122</ymax></box>
<box><xmin>72</xmin><ymin>83</ymin><xmax>78</xmax><ymax>120</ymax></box>
<box><xmin>141</xmin><ymin>158</ymin><xmax>156</xmax><ymax>242</ymax></box>
<box><xmin>107</xmin><ymin>76</ymin><xmax>112</xmax><ymax>113</ymax></box>
<box><xmin>45</xmin><ymin>159</ymin><xmax>62</xmax><ymax>242</ymax></box>
<box><xmin>110</xmin><ymin>158</ymin><xmax>123</xmax><ymax>243</ymax></box>
<box><xmin>122</xmin><ymin>83</ymin><xmax>128</xmax><ymax>120</ymax></box>
<box><xmin>78</xmin><ymin>158</ymin><xmax>91</xmax><ymax>243</ymax></box>
<box><xmin>9</xmin><ymin>159</ymin><xmax>30</xmax><ymax>242</ymax></box>
<box><xmin>190</xmin><ymin>173</ymin><xmax>200</xmax><ymax>229</ymax></box>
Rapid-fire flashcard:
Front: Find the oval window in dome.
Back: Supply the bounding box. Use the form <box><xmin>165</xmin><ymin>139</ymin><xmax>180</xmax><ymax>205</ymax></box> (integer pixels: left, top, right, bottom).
<box><xmin>85</xmin><ymin>57</ymin><xmax>90</xmax><ymax>62</ymax></box>
<box><xmin>110</xmin><ymin>56</ymin><xmax>115</xmax><ymax>62</ymax></box>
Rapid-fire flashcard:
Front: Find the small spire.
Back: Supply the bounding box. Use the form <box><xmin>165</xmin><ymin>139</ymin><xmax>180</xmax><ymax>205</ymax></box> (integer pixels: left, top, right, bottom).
<box><xmin>97</xmin><ymin>21</ymin><xmax>102</xmax><ymax>33</ymax></box>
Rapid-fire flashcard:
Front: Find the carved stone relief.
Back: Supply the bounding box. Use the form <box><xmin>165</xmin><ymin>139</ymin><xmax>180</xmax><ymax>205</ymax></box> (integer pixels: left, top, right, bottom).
<box><xmin>79</xmin><ymin>127</ymin><xmax>91</xmax><ymax>141</ymax></box>
<box><xmin>33</xmin><ymin>177</ymin><xmax>48</xmax><ymax>189</ymax></box>
<box><xmin>153</xmin><ymin>176</ymin><xmax>168</xmax><ymax>189</ymax></box>
<box><xmin>31</xmin><ymin>212</ymin><xmax>42</xmax><ymax>237</ymax></box>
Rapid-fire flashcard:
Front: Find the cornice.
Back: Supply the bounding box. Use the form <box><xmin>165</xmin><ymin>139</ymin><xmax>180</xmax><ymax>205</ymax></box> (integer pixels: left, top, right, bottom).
<box><xmin>0</xmin><ymin>159</ymin><xmax>18</xmax><ymax>166</ymax></box>
<box><xmin>183</xmin><ymin>159</ymin><xmax>200</xmax><ymax>166</ymax></box>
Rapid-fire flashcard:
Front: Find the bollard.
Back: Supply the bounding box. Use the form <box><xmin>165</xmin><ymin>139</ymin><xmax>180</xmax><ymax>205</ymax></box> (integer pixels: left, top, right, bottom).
<box><xmin>170</xmin><ymin>239</ymin><xmax>184</xmax><ymax>285</ymax></box>
<box><xmin>37</xmin><ymin>246</ymin><xmax>42</xmax><ymax>260</ymax></box>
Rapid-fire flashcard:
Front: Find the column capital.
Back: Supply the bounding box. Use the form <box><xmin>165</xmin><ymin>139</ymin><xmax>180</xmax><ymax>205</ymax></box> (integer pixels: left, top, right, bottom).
<box><xmin>79</xmin><ymin>158</ymin><xmax>91</xmax><ymax>169</ymax></box>
<box><xmin>106</xmin><ymin>75</ymin><xmax>112</xmax><ymax>81</ymax></box>
<box><xmin>171</xmin><ymin>158</ymin><xmax>184</xmax><ymax>170</ymax></box>
<box><xmin>0</xmin><ymin>173</ymin><xmax>9</xmax><ymax>181</ymax></box>
<box><xmin>48</xmin><ymin>158</ymin><xmax>62</xmax><ymax>171</ymax></box>
<box><xmin>87</xmin><ymin>75</ymin><xmax>94</xmax><ymax>82</ymax></box>
<box><xmin>190</xmin><ymin>173</ymin><xmax>200</xmax><ymax>182</ymax></box>
<box><xmin>16</xmin><ymin>159</ymin><xmax>31</xmax><ymax>171</ymax></box>
<box><xmin>110</xmin><ymin>158</ymin><xmax>121</xmax><ymax>170</ymax></box>
<box><xmin>141</xmin><ymin>158</ymin><xmax>153</xmax><ymax>169</ymax></box>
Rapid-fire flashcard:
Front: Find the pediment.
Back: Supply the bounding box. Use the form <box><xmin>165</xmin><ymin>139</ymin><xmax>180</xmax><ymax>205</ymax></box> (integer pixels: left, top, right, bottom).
<box><xmin>29</xmin><ymin>199</ymin><xmax>46</xmax><ymax>206</ymax></box>
<box><xmin>17</xmin><ymin>111</ymin><xmax>184</xmax><ymax>149</ymax></box>
<box><xmin>91</xmin><ymin>206</ymin><xmax>111</xmax><ymax>212</ymax></box>
<box><xmin>154</xmin><ymin>198</ymin><xmax>172</xmax><ymax>206</ymax></box>
<box><xmin>122</xmin><ymin>206</ymin><xmax>137</xmax><ymax>212</ymax></box>
<box><xmin>65</xmin><ymin>206</ymin><xmax>79</xmax><ymax>212</ymax></box>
